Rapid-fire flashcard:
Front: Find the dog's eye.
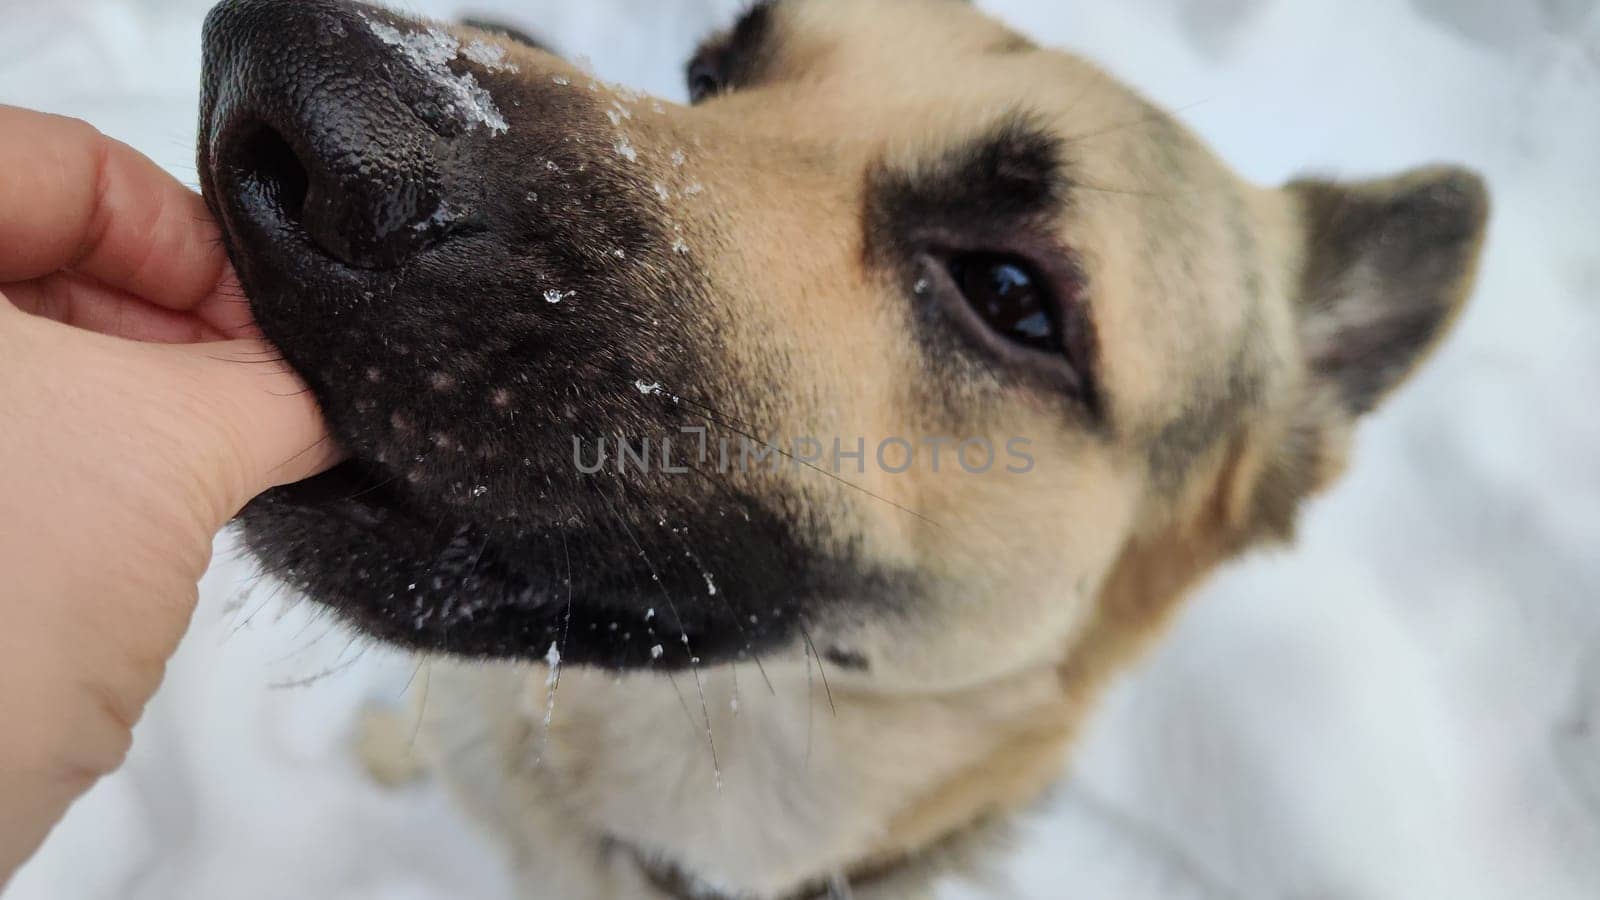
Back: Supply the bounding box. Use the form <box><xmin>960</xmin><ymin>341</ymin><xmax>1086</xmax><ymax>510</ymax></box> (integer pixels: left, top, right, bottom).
<box><xmin>686</xmin><ymin>57</ymin><xmax>724</xmax><ymax>104</ymax></box>
<box><xmin>927</xmin><ymin>250</ymin><xmax>1097</xmax><ymax>410</ymax></box>
<box><xmin>946</xmin><ymin>254</ymin><xmax>1059</xmax><ymax>353</ymax></box>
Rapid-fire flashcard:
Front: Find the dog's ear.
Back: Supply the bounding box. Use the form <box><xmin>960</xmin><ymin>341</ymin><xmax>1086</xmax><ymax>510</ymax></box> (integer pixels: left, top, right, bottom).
<box><xmin>1235</xmin><ymin>167</ymin><xmax>1488</xmax><ymax>540</ymax></box>
<box><xmin>1288</xmin><ymin>166</ymin><xmax>1489</xmax><ymax>416</ymax></box>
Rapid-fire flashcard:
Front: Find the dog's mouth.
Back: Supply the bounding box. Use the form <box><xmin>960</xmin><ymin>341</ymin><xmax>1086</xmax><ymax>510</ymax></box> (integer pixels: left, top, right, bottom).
<box><xmin>195</xmin><ymin>0</ymin><xmax>879</xmax><ymax>669</ymax></box>
<box><xmin>238</xmin><ymin>459</ymin><xmax>794</xmax><ymax>668</ymax></box>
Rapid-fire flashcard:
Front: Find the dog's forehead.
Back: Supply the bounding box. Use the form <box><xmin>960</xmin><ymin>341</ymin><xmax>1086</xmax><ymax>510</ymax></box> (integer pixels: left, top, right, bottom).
<box><xmin>772</xmin><ymin>0</ymin><xmax>1027</xmax><ymax>61</ymax></box>
<box><xmin>728</xmin><ymin>0</ymin><xmax>1072</xmax><ymax>108</ymax></box>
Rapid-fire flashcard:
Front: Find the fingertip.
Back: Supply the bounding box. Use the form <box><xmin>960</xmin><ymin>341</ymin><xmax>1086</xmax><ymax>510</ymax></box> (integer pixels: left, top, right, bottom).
<box><xmin>167</xmin><ymin>339</ymin><xmax>345</xmax><ymax>503</ymax></box>
<box><xmin>4</xmin><ymin>315</ymin><xmax>341</xmax><ymax>533</ymax></box>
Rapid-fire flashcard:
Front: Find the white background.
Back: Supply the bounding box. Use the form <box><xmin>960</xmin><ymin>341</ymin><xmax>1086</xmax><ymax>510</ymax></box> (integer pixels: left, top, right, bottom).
<box><xmin>3</xmin><ymin>0</ymin><xmax>1599</xmax><ymax>897</ymax></box>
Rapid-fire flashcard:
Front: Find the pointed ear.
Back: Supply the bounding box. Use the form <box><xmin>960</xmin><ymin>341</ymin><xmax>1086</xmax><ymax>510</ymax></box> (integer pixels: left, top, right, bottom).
<box><xmin>1288</xmin><ymin>166</ymin><xmax>1489</xmax><ymax>415</ymax></box>
<box><xmin>1227</xmin><ymin>168</ymin><xmax>1489</xmax><ymax>543</ymax></box>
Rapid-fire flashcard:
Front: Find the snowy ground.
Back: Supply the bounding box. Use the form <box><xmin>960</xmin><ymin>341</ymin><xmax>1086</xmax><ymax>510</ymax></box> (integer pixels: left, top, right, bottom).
<box><xmin>4</xmin><ymin>1</ymin><xmax>1599</xmax><ymax>898</ymax></box>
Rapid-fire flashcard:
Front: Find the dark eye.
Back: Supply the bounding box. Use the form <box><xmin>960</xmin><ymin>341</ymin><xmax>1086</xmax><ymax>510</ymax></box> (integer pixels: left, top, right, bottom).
<box><xmin>946</xmin><ymin>254</ymin><xmax>1060</xmax><ymax>353</ymax></box>
<box><xmin>686</xmin><ymin>57</ymin><xmax>724</xmax><ymax>104</ymax></box>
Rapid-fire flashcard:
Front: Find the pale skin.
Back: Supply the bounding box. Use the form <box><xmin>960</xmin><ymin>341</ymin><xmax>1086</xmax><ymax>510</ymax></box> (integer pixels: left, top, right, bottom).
<box><xmin>0</xmin><ymin>105</ymin><xmax>338</xmax><ymax>882</ymax></box>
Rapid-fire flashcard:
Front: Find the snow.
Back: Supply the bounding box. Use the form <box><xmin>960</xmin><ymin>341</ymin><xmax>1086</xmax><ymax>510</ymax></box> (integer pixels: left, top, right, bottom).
<box><xmin>543</xmin><ymin>643</ymin><xmax>561</xmax><ymax>686</ymax></box>
<box><xmin>3</xmin><ymin>1</ymin><xmax>1598</xmax><ymax>899</ymax></box>
<box><xmin>462</xmin><ymin>39</ymin><xmax>515</xmax><ymax>73</ymax></box>
<box><xmin>361</xmin><ymin>14</ymin><xmax>508</xmax><ymax>135</ymax></box>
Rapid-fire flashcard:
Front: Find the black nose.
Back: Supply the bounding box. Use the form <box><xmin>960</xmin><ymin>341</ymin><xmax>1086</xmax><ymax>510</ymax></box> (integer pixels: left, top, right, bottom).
<box><xmin>201</xmin><ymin>0</ymin><xmax>469</xmax><ymax>269</ymax></box>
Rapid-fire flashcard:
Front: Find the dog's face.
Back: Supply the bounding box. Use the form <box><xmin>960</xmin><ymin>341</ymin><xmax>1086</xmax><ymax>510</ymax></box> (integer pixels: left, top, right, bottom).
<box><xmin>199</xmin><ymin>0</ymin><xmax>1485</xmax><ymax>692</ymax></box>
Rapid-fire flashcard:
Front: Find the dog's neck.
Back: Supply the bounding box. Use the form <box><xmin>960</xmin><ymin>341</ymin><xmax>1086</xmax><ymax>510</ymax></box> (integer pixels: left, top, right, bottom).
<box><xmin>535</xmin><ymin>658</ymin><xmax>1081</xmax><ymax>898</ymax></box>
<box><xmin>420</xmin><ymin>646</ymin><xmax>1090</xmax><ymax>898</ymax></box>
<box><xmin>419</xmin><ymin>465</ymin><xmax>1251</xmax><ymax>899</ymax></box>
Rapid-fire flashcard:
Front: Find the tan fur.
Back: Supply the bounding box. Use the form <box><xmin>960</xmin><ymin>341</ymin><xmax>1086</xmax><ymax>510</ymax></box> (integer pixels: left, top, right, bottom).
<box><xmin>352</xmin><ymin>2</ymin><xmax>1488</xmax><ymax>896</ymax></box>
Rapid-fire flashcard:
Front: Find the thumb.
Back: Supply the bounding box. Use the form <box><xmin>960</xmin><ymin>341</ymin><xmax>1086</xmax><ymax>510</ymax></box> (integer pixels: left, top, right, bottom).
<box><xmin>0</xmin><ymin>290</ymin><xmax>342</xmax><ymax>537</ymax></box>
<box><xmin>125</xmin><ymin>337</ymin><xmax>344</xmax><ymax>527</ymax></box>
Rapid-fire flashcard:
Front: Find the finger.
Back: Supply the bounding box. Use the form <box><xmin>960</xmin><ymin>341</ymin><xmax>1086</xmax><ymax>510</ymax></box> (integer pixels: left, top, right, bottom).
<box><xmin>5</xmin><ymin>271</ymin><xmax>229</xmax><ymax>344</ymax></box>
<box><xmin>150</xmin><ymin>338</ymin><xmax>346</xmax><ymax>517</ymax></box>
<box><xmin>0</xmin><ymin>106</ymin><xmax>228</xmax><ymax>312</ymax></box>
<box><xmin>7</xmin><ymin>301</ymin><xmax>343</xmax><ymax>524</ymax></box>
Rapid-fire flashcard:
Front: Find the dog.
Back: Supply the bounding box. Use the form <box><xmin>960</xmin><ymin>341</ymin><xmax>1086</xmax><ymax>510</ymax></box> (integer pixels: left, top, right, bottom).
<box><xmin>195</xmin><ymin>0</ymin><xmax>1488</xmax><ymax>896</ymax></box>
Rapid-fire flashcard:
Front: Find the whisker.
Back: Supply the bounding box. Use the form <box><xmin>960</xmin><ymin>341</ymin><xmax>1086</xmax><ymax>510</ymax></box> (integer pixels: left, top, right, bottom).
<box><xmin>339</xmin><ymin>470</ymin><xmax>405</xmax><ymax>504</ymax></box>
<box><xmin>269</xmin><ymin>644</ymin><xmax>369</xmax><ymax>690</ymax></box>
<box><xmin>1062</xmin><ymin>97</ymin><xmax>1214</xmax><ymax>146</ymax></box>
<box><xmin>203</xmin><ymin>350</ymin><xmax>287</xmax><ymax>367</ymax></box>
<box><xmin>271</xmin><ymin>617</ymin><xmax>342</xmax><ymax>662</ymax></box>
<box><xmin>594</xmin><ymin>482</ymin><xmax>722</xmax><ymax>789</ymax></box>
<box><xmin>661</xmin><ymin>667</ymin><xmax>708</xmax><ymax>757</ymax></box>
<box><xmin>535</xmin><ymin>528</ymin><xmax>576</xmax><ymax>766</ymax></box>
<box><xmin>803</xmin><ymin>631</ymin><xmax>816</xmax><ymax>770</ymax></box>
<box><xmin>401</xmin><ymin>658</ymin><xmax>427</xmax><ymax>695</ymax></box>
<box><xmin>407</xmin><ymin>662</ymin><xmax>433</xmax><ymax>751</ymax></box>
<box><xmin>226</xmin><ymin>576</ymin><xmax>286</xmax><ymax>640</ymax></box>
<box><xmin>800</xmin><ymin>624</ymin><xmax>837</xmax><ymax>717</ymax></box>
<box><xmin>653</xmin><ymin>502</ymin><xmax>774</xmax><ymax>698</ymax></box>
<box><xmin>270</xmin><ymin>434</ymin><xmax>334</xmax><ymax>477</ymax></box>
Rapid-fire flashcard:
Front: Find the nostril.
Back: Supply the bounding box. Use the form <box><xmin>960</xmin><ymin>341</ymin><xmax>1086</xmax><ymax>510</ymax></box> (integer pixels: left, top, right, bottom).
<box><xmin>231</xmin><ymin>121</ymin><xmax>309</xmax><ymax>226</ymax></box>
<box><xmin>210</xmin><ymin>69</ymin><xmax>454</xmax><ymax>271</ymax></box>
<box><xmin>216</xmin><ymin>112</ymin><xmax>445</xmax><ymax>270</ymax></box>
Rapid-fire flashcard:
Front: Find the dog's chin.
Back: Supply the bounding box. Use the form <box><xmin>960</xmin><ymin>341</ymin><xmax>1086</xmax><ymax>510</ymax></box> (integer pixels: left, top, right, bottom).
<box><xmin>234</xmin><ymin>461</ymin><xmax>839</xmax><ymax>669</ymax></box>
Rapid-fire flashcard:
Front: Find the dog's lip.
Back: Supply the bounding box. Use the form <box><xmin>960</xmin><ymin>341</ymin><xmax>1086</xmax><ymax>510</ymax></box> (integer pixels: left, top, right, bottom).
<box><xmin>268</xmin><ymin>459</ymin><xmax>412</xmax><ymax>527</ymax></box>
<box><xmin>274</xmin><ymin>459</ymin><xmax>382</xmax><ymax>505</ymax></box>
<box><xmin>242</xmin><ymin>459</ymin><xmax>763</xmax><ymax>671</ymax></box>
<box><xmin>262</xmin><ymin>452</ymin><xmax>525</xmax><ymax>542</ymax></box>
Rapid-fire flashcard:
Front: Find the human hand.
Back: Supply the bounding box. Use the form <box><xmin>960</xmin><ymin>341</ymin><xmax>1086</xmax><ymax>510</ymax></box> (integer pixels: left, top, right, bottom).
<box><xmin>0</xmin><ymin>105</ymin><xmax>338</xmax><ymax>878</ymax></box>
